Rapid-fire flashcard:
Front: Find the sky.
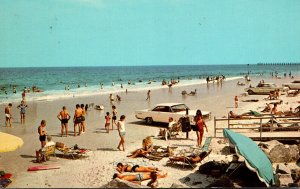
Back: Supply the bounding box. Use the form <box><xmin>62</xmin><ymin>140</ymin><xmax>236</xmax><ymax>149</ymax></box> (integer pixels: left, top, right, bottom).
<box><xmin>0</xmin><ymin>0</ymin><xmax>300</xmax><ymax>67</ymax></box>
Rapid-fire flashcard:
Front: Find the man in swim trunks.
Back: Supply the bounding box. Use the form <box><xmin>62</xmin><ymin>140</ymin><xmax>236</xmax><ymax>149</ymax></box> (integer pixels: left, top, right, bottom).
<box><xmin>57</xmin><ymin>106</ymin><xmax>70</xmax><ymax>137</ymax></box>
<box><xmin>73</xmin><ymin>104</ymin><xmax>83</xmax><ymax>136</ymax></box>
<box><xmin>111</xmin><ymin>105</ymin><xmax>118</xmax><ymax>130</ymax></box>
<box><xmin>80</xmin><ymin>104</ymin><xmax>86</xmax><ymax>133</ymax></box>
<box><xmin>5</xmin><ymin>103</ymin><xmax>12</xmax><ymax>128</ymax></box>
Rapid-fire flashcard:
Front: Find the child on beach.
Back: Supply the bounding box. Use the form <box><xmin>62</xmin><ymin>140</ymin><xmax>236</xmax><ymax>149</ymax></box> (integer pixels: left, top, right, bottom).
<box><xmin>117</xmin><ymin>115</ymin><xmax>126</xmax><ymax>151</ymax></box>
<box><xmin>105</xmin><ymin>112</ymin><xmax>111</xmax><ymax>133</ymax></box>
<box><xmin>234</xmin><ymin>96</ymin><xmax>238</xmax><ymax>108</ymax></box>
<box><xmin>17</xmin><ymin>101</ymin><xmax>28</xmax><ymax>124</ymax></box>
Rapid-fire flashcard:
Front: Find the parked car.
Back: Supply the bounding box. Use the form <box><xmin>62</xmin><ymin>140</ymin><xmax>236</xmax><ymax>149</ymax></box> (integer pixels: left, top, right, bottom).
<box><xmin>282</xmin><ymin>80</ymin><xmax>300</xmax><ymax>90</ymax></box>
<box><xmin>244</xmin><ymin>83</ymin><xmax>283</xmax><ymax>95</ymax></box>
<box><xmin>135</xmin><ymin>103</ymin><xmax>211</xmax><ymax>125</ymax></box>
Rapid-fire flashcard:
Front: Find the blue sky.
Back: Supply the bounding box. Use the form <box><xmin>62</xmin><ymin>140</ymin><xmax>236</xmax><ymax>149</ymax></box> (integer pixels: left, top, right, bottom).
<box><xmin>0</xmin><ymin>0</ymin><xmax>300</xmax><ymax>67</ymax></box>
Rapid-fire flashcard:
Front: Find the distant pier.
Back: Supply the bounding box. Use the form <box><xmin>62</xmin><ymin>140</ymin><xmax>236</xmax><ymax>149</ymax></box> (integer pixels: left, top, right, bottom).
<box><xmin>257</xmin><ymin>62</ymin><xmax>300</xmax><ymax>66</ymax></box>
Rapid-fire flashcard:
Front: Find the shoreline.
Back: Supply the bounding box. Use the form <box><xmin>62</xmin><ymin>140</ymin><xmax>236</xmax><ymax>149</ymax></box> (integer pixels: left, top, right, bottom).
<box><xmin>0</xmin><ymin>76</ymin><xmax>243</xmax><ymax>105</ymax></box>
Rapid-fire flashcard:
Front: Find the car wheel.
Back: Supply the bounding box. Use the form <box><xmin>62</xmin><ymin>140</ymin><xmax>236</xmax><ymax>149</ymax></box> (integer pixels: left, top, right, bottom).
<box><xmin>145</xmin><ymin>117</ymin><xmax>153</xmax><ymax>125</ymax></box>
<box><xmin>247</xmin><ymin>90</ymin><xmax>254</xmax><ymax>95</ymax></box>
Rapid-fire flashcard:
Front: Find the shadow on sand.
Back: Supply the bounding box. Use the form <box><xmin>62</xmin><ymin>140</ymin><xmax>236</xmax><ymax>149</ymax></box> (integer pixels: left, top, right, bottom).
<box><xmin>97</xmin><ymin>148</ymin><xmax>119</xmax><ymax>152</ymax></box>
<box><xmin>128</xmin><ymin>121</ymin><xmax>168</xmax><ymax>128</ymax></box>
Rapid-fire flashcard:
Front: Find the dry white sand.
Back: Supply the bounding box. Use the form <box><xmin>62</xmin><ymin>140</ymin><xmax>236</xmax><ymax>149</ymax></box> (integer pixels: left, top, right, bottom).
<box><xmin>0</xmin><ymin>75</ymin><xmax>299</xmax><ymax>188</ymax></box>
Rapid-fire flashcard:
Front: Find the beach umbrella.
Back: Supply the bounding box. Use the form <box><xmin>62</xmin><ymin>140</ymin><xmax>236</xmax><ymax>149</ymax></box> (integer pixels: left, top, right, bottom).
<box><xmin>0</xmin><ymin>132</ymin><xmax>24</xmax><ymax>153</ymax></box>
<box><xmin>223</xmin><ymin>129</ymin><xmax>275</xmax><ymax>187</ymax></box>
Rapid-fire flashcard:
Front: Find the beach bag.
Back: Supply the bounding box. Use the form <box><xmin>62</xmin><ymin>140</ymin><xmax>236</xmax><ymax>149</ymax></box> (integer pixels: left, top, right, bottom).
<box><xmin>191</xmin><ymin>125</ymin><xmax>198</xmax><ymax>131</ymax></box>
<box><xmin>181</xmin><ymin>117</ymin><xmax>191</xmax><ymax>132</ymax></box>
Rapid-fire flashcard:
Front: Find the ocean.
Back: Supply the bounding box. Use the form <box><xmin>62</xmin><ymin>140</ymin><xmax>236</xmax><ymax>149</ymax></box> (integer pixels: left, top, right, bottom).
<box><xmin>0</xmin><ymin>64</ymin><xmax>299</xmax><ymax>104</ymax></box>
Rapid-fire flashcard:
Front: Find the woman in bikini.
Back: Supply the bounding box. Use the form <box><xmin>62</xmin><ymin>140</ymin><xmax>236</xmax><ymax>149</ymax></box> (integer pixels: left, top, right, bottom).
<box><xmin>104</xmin><ymin>112</ymin><xmax>111</xmax><ymax>133</ymax></box>
<box><xmin>38</xmin><ymin>120</ymin><xmax>47</xmax><ymax>148</ymax></box>
<box><xmin>194</xmin><ymin>110</ymin><xmax>208</xmax><ymax>147</ymax></box>
<box><xmin>168</xmin><ymin>150</ymin><xmax>211</xmax><ymax>164</ymax></box>
<box><xmin>127</xmin><ymin>136</ymin><xmax>154</xmax><ymax>158</ymax></box>
<box><xmin>57</xmin><ymin>106</ymin><xmax>70</xmax><ymax>137</ymax></box>
<box><xmin>116</xmin><ymin>163</ymin><xmax>159</xmax><ymax>173</ymax></box>
<box><xmin>112</xmin><ymin>172</ymin><xmax>167</xmax><ymax>184</ymax></box>
<box><xmin>117</xmin><ymin>115</ymin><xmax>126</xmax><ymax>151</ymax></box>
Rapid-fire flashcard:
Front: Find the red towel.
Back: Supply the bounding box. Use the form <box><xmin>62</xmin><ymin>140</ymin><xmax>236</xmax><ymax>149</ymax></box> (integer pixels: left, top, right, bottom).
<box><xmin>2</xmin><ymin>174</ymin><xmax>12</xmax><ymax>179</ymax></box>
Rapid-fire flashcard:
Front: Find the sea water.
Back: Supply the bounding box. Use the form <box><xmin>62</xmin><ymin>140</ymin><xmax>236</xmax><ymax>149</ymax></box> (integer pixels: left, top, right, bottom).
<box><xmin>0</xmin><ymin>64</ymin><xmax>299</xmax><ymax>104</ymax></box>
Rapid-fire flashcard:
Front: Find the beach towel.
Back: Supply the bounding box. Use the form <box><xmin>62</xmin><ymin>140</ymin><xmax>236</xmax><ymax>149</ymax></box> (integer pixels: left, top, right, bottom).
<box><xmin>250</xmin><ymin>110</ymin><xmax>262</xmax><ymax>117</ymax></box>
<box><xmin>202</xmin><ymin>137</ymin><xmax>212</xmax><ymax>151</ymax></box>
<box><xmin>27</xmin><ymin>165</ymin><xmax>61</xmax><ymax>171</ymax></box>
<box><xmin>145</xmin><ymin>154</ymin><xmax>163</xmax><ymax>161</ymax></box>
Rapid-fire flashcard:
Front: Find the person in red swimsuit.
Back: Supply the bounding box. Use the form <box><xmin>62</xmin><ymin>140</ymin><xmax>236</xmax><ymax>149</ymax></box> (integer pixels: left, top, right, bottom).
<box><xmin>194</xmin><ymin>110</ymin><xmax>208</xmax><ymax>147</ymax></box>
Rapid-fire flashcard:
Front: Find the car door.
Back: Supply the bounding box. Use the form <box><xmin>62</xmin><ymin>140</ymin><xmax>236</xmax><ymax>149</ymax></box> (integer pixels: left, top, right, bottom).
<box><xmin>262</xmin><ymin>84</ymin><xmax>271</xmax><ymax>94</ymax></box>
<box><xmin>153</xmin><ymin>106</ymin><xmax>171</xmax><ymax>123</ymax></box>
<box><xmin>151</xmin><ymin>106</ymin><xmax>164</xmax><ymax>122</ymax></box>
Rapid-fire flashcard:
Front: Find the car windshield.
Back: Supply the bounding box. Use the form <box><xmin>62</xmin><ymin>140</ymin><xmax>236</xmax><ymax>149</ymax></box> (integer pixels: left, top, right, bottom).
<box><xmin>171</xmin><ymin>104</ymin><xmax>189</xmax><ymax>112</ymax></box>
<box><xmin>152</xmin><ymin>106</ymin><xmax>171</xmax><ymax>112</ymax></box>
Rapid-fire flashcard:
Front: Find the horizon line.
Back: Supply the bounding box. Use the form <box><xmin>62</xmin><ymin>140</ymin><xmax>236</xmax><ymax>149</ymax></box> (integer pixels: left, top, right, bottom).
<box><xmin>0</xmin><ymin>63</ymin><xmax>259</xmax><ymax>69</ymax></box>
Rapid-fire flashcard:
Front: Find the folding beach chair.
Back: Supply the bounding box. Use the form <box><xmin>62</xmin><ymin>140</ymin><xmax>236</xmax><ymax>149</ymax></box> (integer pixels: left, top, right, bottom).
<box><xmin>41</xmin><ymin>145</ymin><xmax>56</xmax><ymax>161</ymax></box>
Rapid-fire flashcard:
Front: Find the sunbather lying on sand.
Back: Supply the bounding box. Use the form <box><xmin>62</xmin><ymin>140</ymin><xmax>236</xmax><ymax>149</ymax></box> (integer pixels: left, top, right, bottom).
<box><xmin>112</xmin><ymin>172</ymin><xmax>167</xmax><ymax>183</ymax></box>
<box><xmin>127</xmin><ymin>136</ymin><xmax>154</xmax><ymax>158</ymax></box>
<box><xmin>116</xmin><ymin>163</ymin><xmax>160</xmax><ymax>173</ymax></box>
<box><xmin>242</xmin><ymin>99</ymin><xmax>259</xmax><ymax>102</ymax></box>
<box><xmin>228</xmin><ymin>111</ymin><xmax>250</xmax><ymax>118</ymax></box>
<box><xmin>168</xmin><ymin>150</ymin><xmax>211</xmax><ymax>165</ymax></box>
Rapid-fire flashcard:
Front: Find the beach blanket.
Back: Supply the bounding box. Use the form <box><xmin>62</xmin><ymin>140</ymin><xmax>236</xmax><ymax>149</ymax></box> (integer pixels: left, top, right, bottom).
<box><xmin>145</xmin><ymin>154</ymin><xmax>164</xmax><ymax>161</ymax></box>
<box><xmin>0</xmin><ymin>171</ymin><xmax>12</xmax><ymax>188</ymax></box>
<box><xmin>0</xmin><ymin>178</ymin><xmax>12</xmax><ymax>188</ymax></box>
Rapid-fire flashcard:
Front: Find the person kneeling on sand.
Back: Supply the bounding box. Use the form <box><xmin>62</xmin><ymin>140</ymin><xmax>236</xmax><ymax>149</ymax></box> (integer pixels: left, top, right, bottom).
<box><xmin>261</xmin><ymin>103</ymin><xmax>271</xmax><ymax>113</ymax></box>
<box><xmin>127</xmin><ymin>136</ymin><xmax>154</xmax><ymax>158</ymax></box>
<box><xmin>271</xmin><ymin>104</ymin><xmax>284</xmax><ymax>115</ymax></box>
<box><xmin>112</xmin><ymin>172</ymin><xmax>167</xmax><ymax>184</ymax></box>
<box><xmin>168</xmin><ymin>150</ymin><xmax>211</xmax><ymax>165</ymax></box>
<box><xmin>35</xmin><ymin>135</ymin><xmax>55</xmax><ymax>163</ymax></box>
<box><xmin>116</xmin><ymin>163</ymin><xmax>160</xmax><ymax>173</ymax></box>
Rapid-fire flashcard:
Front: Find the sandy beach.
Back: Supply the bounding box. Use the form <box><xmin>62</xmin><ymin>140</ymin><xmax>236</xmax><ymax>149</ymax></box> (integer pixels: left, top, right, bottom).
<box><xmin>0</xmin><ymin>75</ymin><xmax>299</xmax><ymax>188</ymax></box>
